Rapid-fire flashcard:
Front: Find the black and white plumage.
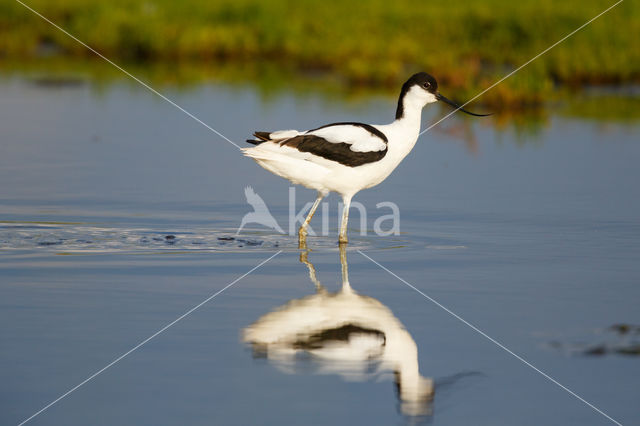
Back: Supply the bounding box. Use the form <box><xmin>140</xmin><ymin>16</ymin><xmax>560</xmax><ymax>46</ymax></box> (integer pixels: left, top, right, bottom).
<box><xmin>243</xmin><ymin>247</ymin><xmax>434</xmax><ymax>416</ymax></box>
<box><xmin>246</xmin><ymin>122</ymin><xmax>389</xmax><ymax>167</ymax></box>
<box><xmin>243</xmin><ymin>72</ymin><xmax>489</xmax><ymax>245</ymax></box>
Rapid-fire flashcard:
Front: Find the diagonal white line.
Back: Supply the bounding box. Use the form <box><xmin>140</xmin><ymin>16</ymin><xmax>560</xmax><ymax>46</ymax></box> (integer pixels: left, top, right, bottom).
<box><xmin>358</xmin><ymin>250</ymin><xmax>623</xmax><ymax>426</ymax></box>
<box><xmin>17</xmin><ymin>0</ymin><xmax>623</xmax><ymax>146</ymax></box>
<box><xmin>419</xmin><ymin>0</ymin><xmax>624</xmax><ymax>136</ymax></box>
<box><xmin>15</xmin><ymin>0</ymin><xmax>242</xmax><ymax>150</ymax></box>
<box><xmin>17</xmin><ymin>250</ymin><xmax>282</xmax><ymax>426</ymax></box>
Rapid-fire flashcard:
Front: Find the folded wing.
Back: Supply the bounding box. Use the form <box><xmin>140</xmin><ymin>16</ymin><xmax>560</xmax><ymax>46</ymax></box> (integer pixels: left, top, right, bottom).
<box><xmin>246</xmin><ymin>122</ymin><xmax>388</xmax><ymax>167</ymax></box>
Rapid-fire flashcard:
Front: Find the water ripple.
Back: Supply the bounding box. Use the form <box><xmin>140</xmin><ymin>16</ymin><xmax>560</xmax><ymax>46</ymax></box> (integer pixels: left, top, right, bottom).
<box><xmin>0</xmin><ymin>222</ymin><xmax>462</xmax><ymax>254</ymax></box>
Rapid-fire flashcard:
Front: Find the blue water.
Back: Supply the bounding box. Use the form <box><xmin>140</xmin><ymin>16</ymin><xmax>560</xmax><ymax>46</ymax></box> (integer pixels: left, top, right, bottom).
<box><xmin>1</xmin><ymin>77</ymin><xmax>639</xmax><ymax>425</ymax></box>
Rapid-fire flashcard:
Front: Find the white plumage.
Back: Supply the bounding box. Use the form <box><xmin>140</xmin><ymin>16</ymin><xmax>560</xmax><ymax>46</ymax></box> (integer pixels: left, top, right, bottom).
<box><xmin>243</xmin><ymin>72</ymin><xmax>489</xmax><ymax>245</ymax></box>
<box><xmin>243</xmin><ymin>248</ymin><xmax>434</xmax><ymax>415</ymax></box>
<box><xmin>268</xmin><ymin>129</ymin><xmax>300</xmax><ymax>139</ymax></box>
<box><xmin>308</xmin><ymin>124</ymin><xmax>387</xmax><ymax>152</ymax></box>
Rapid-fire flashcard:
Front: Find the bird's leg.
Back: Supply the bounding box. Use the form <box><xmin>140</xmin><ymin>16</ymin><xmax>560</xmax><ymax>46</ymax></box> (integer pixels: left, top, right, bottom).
<box><xmin>338</xmin><ymin>243</ymin><xmax>352</xmax><ymax>292</ymax></box>
<box><xmin>298</xmin><ymin>193</ymin><xmax>324</xmax><ymax>248</ymax></box>
<box><xmin>338</xmin><ymin>196</ymin><xmax>352</xmax><ymax>245</ymax></box>
<box><xmin>299</xmin><ymin>249</ymin><xmax>326</xmax><ymax>293</ymax></box>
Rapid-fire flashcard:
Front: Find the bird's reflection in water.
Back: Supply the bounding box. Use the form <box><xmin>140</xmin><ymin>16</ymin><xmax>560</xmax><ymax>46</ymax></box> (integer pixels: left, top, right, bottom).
<box><xmin>243</xmin><ymin>246</ymin><xmax>434</xmax><ymax>417</ymax></box>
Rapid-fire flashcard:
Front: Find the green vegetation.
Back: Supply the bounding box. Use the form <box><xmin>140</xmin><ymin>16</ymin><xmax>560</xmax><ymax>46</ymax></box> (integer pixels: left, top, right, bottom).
<box><xmin>1</xmin><ymin>0</ymin><xmax>638</xmax><ymax>107</ymax></box>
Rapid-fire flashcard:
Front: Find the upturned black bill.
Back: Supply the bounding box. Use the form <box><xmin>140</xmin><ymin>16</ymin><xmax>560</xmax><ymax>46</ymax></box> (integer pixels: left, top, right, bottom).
<box><xmin>436</xmin><ymin>93</ymin><xmax>491</xmax><ymax>117</ymax></box>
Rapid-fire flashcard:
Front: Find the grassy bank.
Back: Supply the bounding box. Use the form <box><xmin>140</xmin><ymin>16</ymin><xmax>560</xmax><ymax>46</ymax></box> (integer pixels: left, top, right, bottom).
<box><xmin>2</xmin><ymin>0</ymin><xmax>638</xmax><ymax>106</ymax></box>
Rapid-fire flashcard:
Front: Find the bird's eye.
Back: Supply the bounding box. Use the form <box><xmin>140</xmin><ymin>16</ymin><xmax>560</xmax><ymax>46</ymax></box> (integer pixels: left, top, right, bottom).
<box><xmin>423</xmin><ymin>82</ymin><xmax>431</xmax><ymax>89</ymax></box>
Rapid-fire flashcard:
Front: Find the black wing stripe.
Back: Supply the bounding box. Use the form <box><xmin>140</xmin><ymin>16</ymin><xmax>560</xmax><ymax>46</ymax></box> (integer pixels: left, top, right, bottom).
<box><xmin>246</xmin><ymin>131</ymin><xmax>275</xmax><ymax>145</ymax></box>
<box><xmin>293</xmin><ymin>324</ymin><xmax>385</xmax><ymax>350</ymax></box>
<box><xmin>306</xmin><ymin>122</ymin><xmax>388</xmax><ymax>144</ymax></box>
<box><xmin>254</xmin><ymin>131</ymin><xmax>272</xmax><ymax>141</ymax></box>
<box><xmin>281</xmin><ymin>135</ymin><xmax>387</xmax><ymax>167</ymax></box>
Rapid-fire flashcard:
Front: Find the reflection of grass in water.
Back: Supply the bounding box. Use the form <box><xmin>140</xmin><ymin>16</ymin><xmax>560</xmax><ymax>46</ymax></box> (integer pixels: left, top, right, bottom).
<box><xmin>2</xmin><ymin>57</ymin><xmax>353</xmax><ymax>99</ymax></box>
<box><xmin>562</xmin><ymin>95</ymin><xmax>640</xmax><ymax>122</ymax></box>
<box><xmin>3</xmin><ymin>56</ymin><xmax>637</xmax><ymax>144</ymax></box>
<box><xmin>2</xmin><ymin>0</ymin><xmax>638</xmax><ymax>107</ymax></box>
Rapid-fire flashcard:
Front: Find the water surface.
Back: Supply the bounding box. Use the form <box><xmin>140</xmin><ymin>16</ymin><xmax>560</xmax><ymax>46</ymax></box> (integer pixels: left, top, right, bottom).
<box><xmin>1</xmin><ymin>77</ymin><xmax>639</xmax><ymax>425</ymax></box>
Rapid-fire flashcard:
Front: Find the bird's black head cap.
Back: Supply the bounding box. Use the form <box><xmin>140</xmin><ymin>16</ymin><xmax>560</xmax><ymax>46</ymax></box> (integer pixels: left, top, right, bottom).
<box><xmin>395</xmin><ymin>72</ymin><xmax>492</xmax><ymax>119</ymax></box>
<box><xmin>396</xmin><ymin>72</ymin><xmax>438</xmax><ymax>119</ymax></box>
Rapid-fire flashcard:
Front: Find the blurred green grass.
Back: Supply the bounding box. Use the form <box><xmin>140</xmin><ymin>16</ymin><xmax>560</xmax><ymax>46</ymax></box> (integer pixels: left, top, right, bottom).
<box><xmin>1</xmin><ymin>0</ymin><xmax>638</xmax><ymax>107</ymax></box>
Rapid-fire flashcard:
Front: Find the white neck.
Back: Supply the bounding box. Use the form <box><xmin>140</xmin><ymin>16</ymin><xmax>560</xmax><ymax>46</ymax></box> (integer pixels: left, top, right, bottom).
<box><xmin>395</xmin><ymin>101</ymin><xmax>422</xmax><ymax>129</ymax></box>
<box><xmin>400</xmin><ymin>92</ymin><xmax>425</xmax><ymax>118</ymax></box>
<box><xmin>386</xmin><ymin>96</ymin><xmax>424</xmax><ymax>152</ymax></box>
<box><xmin>390</xmin><ymin>85</ymin><xmax>434</xmax><ymax>137</ymax></box>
